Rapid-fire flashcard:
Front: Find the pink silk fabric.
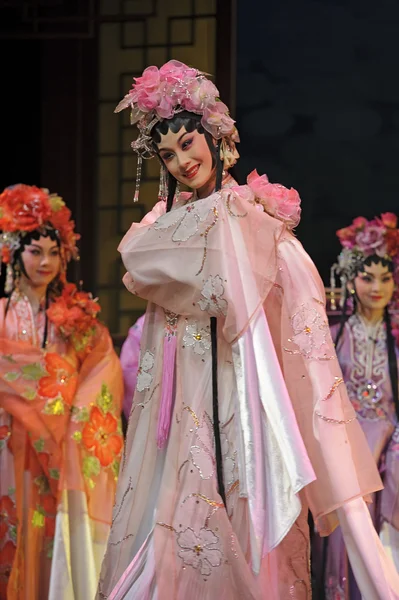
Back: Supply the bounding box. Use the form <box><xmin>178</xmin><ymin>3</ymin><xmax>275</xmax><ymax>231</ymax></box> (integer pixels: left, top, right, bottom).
<box><xmin>97</xmin><ymin>183</ymin><xmax>382</xmax><ymax>600</ymax></box>
<box><xmin>120</xmin><ymin>314</ymin><xmax>145</xmax><ymax>420</ymax></box>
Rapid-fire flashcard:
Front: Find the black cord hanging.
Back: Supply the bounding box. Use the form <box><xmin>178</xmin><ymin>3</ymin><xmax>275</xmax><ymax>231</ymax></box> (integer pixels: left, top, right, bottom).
<box><xmin>210</xmin><ymin>316</ymin><xmax>226</xmax><ymax>505</ymax></box>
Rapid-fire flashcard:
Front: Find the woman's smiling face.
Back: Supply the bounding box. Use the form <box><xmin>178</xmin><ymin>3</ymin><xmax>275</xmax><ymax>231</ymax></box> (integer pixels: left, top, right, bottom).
<box><xmin>157</xmin><ymin>126</ymin><xmax>216</xmax><ymax>197</ymax></box>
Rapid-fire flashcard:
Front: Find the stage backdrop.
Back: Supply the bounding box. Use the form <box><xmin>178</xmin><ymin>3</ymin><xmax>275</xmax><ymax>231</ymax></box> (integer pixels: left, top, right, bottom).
<box><xmin>236</xmin><ymin>0</ymin><xmax>399</xmax><ymax>283</ymax></box>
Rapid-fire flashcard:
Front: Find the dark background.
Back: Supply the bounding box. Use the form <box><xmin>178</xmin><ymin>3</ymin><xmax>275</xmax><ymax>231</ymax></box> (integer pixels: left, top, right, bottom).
<box><xmin>2</xmin><ymin>0</ymin><xmax>399</xmax><ymax>295</ymax></box>
<box><xmin>236</xmin><ymin>0</ymin><xmax>399</xmax><ymax>283</ymax></box>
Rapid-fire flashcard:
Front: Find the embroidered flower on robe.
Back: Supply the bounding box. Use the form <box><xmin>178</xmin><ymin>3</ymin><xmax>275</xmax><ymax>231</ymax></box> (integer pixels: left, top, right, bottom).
<box><xmin>176</xmin><ymin>527</ymin><xmax>222</xmax><ymax>576</ymax></box>
<box><xmin>290</xmin><ymin>305</ymin><xmax>328</xmax><ymax>356</ymax></box>
<box><xmin>38</xmin><ymin>353</ymin><xmax>78</xmax><ymax>414</ymax></box>
<box><xmin>82</xmin><ymin>407</ymin><xmax>123</xmax><ymax>467</ymax></box>
<box><xmin>0</xmin><ymin>496</ymin><xmax>17</xmax><ymax>540</ymax></box>
<box><xmin>136</xmin><ymin>350</ymin><xmax>155</xmax><ymax>392</ymax></box>
<box><xmin>154</xmin><ymin>200</ymin><xmax>215</xmax><ymax>242</ymax></box>
<box><xmin>183</xmin><ymin>322</ymin><xmax>211</xmax><ymax>355</ymax></box>
<box><xmin>198</xmin><ymin>275</ymin><xmax>228</xmax><ymax>317</ymax></box>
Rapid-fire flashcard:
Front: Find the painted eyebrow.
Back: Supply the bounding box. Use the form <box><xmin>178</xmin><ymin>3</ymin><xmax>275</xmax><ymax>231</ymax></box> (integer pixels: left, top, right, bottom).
<box><xmin>28</xmin><ymin>242</ymin><xmax>58</xmax><ymax>250</ymax></box>
<box><xmin>158</xmin><ymin>131</ymin><xmax>191</xmax><ymax>152</ymax></box>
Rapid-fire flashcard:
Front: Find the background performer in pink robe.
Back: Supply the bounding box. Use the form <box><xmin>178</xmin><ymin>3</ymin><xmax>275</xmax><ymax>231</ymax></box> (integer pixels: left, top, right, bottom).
<box><xmin>120</xmin><ymin>314</ymin><xmax>145</xmax><ymax>421</ymax></box>
<box><xmin>323</xmin><ymin>214</ymin><xmax>399</xmax><ymax>598</ymax></box>
<box><xmin>0</xmin><ymin>184</ymin><xmax>124</xmax><ymax>600</ymax></box>
<box><xmin>97</xmin><ymin>60</ymin><xmax>399</xmax><ymax>600</ymax></box>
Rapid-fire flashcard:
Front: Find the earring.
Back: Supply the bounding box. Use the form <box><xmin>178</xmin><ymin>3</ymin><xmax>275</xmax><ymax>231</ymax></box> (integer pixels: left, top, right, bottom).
<box><xmin>350</xmin><ymin>288</ymin><xmax>355</xmax><ymax>295</ymax></box>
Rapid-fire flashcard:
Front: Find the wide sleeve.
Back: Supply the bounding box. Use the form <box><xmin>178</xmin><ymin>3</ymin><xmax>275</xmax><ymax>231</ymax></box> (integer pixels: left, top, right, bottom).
<box><xmin>271</xmin><ymin>235</ymin><xmax>383</xmax><ymax>535</ymax></box>
<box><xmin>119</xmin><ymin>189</ymin><xmax>285</xmax><ymax>343</ymax></box>
<box><xmin>64</xmin><ymin>324</ymin><xmax>124</xmax><ymax>524</ymax></box>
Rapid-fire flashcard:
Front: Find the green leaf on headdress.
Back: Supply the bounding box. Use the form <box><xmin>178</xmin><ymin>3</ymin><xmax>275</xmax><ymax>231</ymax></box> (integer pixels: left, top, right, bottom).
<box><xmin>49</xmin><ymin>195</ymin><xmax>65</xmax><ymax>212</ymax></box>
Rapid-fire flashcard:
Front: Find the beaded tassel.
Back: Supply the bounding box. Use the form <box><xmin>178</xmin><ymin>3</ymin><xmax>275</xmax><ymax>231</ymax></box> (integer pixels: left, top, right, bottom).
<box><xmin>158</xmin><ymin>165</ymin><xmax>168</xmax><ymax>202</ymax></box>
<box><xmin>133</xmin><ymin>155</ymin><xmax>143</xmax><ymax>203</ymax></box>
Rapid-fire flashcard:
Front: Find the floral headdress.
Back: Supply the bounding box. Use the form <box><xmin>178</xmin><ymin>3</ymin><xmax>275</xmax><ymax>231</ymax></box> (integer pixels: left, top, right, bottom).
<box><xmin>115</xmin><ymin>60</ymin><xmax>240</xmax><ymax>202</ymax></box>
<box><xmin>0</xmin><ymin>184</ymin><xmax>80</xmax><ymax>292</ymax></box>
<box><xmin>330</xmin><ymin>213</ymin><xmax>399</xmax><ymax>337</ymax></box>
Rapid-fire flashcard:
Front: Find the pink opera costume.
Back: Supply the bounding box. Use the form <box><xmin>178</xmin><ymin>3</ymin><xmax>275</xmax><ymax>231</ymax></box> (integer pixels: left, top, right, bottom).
<box><xmin>324</xmin><ymin>214</ymin><xmax>399</xmax><ymax>598</ymax></box>
<box><xmin>120</xmin><ymin>314</ymin><xmax>145</xmax><ymax>421</ymax></box>
<box><xmin>96</xmin><ymin>61</ymin><xmax>399</xmax><ymax>600</ymax></box>
<box><xmin>0</xmin><ymin>185</ymin><xmax>124</xmax><ymax>600</ymax></box>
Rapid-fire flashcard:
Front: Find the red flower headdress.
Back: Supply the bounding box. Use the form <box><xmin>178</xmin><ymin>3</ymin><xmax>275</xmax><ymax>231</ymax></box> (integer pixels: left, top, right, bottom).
<box><xmin>0</xmin><ymin>184</ymin><xmax>80</xmax><ymax>267</ymax></box>
<box><xmin>46</xmin><ymin>283</ymin><xmax>101</xmax><ymax>357</ymax></box>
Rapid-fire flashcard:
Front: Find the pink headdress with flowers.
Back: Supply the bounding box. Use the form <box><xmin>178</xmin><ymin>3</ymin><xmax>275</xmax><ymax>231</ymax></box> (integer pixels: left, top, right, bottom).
<box><xmin>334</xmin><ymin>213</ymin><xmax>399</xmax><ymax>280</ymax></box>
<box><xmin>115</xmin><ymin>60</ymin><xmax>240</xmax><ymax>201</ymax></box>
<box><xmin>331</xmin><ymin>213</ymin><xmax>399</xmax><ymax>337</ymax></box>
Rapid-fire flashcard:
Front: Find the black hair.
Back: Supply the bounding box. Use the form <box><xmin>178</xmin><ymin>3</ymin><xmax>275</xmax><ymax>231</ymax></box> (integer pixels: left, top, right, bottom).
<box><xmin>334</xmin><ymin>254</ymin><xmax>399</xmax><ymax>420</ymax></box>
<box><xmin>151</xmin><ymin>111</ymin><xmax>224</xmax><ymax>212</ymax></box>
<box><xmin>5</xmin><ymin>227</ymin><xmax>62</xmax><ymax>348</ymax></box>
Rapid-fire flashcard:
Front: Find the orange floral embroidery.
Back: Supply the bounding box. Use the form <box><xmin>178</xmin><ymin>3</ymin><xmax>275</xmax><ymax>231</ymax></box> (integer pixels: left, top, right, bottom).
<box><xmin>0</xmin><ymin>497</ymin><xmax>17</xmax><ymax>540</ymax></box>
<box><xmin>82</xmin><ymin>407</ymin><xmax>123</xmax><ymax>467</ymax></box>
<box><xmin>38</xmin><ymin>353</ymin><xmax>77</xmax><ymax>406</ymax></box>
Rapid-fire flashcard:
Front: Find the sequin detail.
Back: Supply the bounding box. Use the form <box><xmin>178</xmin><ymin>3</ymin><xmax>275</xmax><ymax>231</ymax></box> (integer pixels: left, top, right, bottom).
<box><xmin>198</xmin><ymin>275</ymin><xmax>228</xmax><ymax>317</ymax></box>
<box><xmin>196</xmin><ymin>206</ymin><xmax>219</xmax><ymax>276</ymax></box>
<box><xmin>323</xmin><ymin>378</ymin><xmax>344</xmax><ymax>401</ymax></box>
<box><xmin>183</xmin><ymin>321</ymin><xmax>211</xmax><ymax>355</ymax></box>
<box><xmin>315</xmin><ymin>411</ymin><xmax>356</xmax><ymax>425</ymax></box>
<box><xmin>226</xmin><ymin>194</ymin><xmax>248</xmax><ymax>218</ymax></box>
<box><xmin>111</xmin><ymin>477</ymin><xmax>133</xmax><ymax>526</ymax></box>
<box><xmin>284</xmin><ymin>303</ymin><xmax>334</xmax><ymax>360</ymax></box>
<box><xmin>154</xmin><ymin>199</ymin><xmax>216</xmax><ymax>242</ymax></box>
<box><xmin>176</xmin><ymin>526</ymin><xmax>222</xmax><ymax>576</ymax></box>
<box><xmin>165</xmin><ymin>310</ymin><xmax>179</xmax><ymax>338</ymax></box>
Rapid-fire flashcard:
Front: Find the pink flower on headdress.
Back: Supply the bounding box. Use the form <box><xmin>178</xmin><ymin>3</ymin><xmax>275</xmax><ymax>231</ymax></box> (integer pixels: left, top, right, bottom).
<box><xmin>247</xmin><ymin>170</ymin><xmax>301</xmax><ymax>229</ymax></box>
<box><xmin>336</xmin><ymin>226</ymin><xmax>356</xmax><ymax>248</ymax></box>
<box><xmin>352</xmin><ymin>216</ymin><xmax>368</xmax><ymax>230</ymax></box>
<box><xmin>156</xmin><ymin>93</ymin><xmax>175</xmax><ymax>119</ymax></box>
<box><xmin>133</xmin><ymin>66</ymin><xmax>160</xmax><ymax>92</ymax></box>
<box><xmin>356</xmin><ymin>224</ymin><xmax>386</xmax><ymax>257</ymax></box>
<box><xmin>202</xmin><ymin>102</ymin><xmax>235</xmax><ymax>139</ymax></box>
<box><xmin>159</xmin><ymin>60</ymin><xmax>197</xmax><ymax>83</ymax></box>
<box><xmin>380</xmin><ymin>212</ymin><xmax>398</xmax><ymax>229</ymax></box>
<box><xmin>182</xmin><ymin>79</ymin><xmax>219</xmax><ymax>113</ymax></box>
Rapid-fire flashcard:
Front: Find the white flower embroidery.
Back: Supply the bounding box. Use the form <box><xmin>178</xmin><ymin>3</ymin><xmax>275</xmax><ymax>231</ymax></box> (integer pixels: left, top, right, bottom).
<box><xmin>177</xmin><ymin>527</ymin><xmax>222</xmax><ymax>576</ymax></box>
<box><xmin>154</xmin><ymin>200</ymin><xmax>214</xmax><ymax>242</ymax></box>
<box><xmin>136</xmin><ymin>350</ymin><xmax>155</xmax><ymax>392</ymax></box>
<box><xmin>183</xmin><ymin>321</ymin><xmax>211</xmax><ymax>355</ymax></box>
<box><xmin>198</xmin><ymin>275</ymin><xmax>228</xmax><ymax>317</ymax></box>
<box><xmin>291</xmin><ymin>305</ymin><xmax>328</xmax><ymax>356</ymax></box>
